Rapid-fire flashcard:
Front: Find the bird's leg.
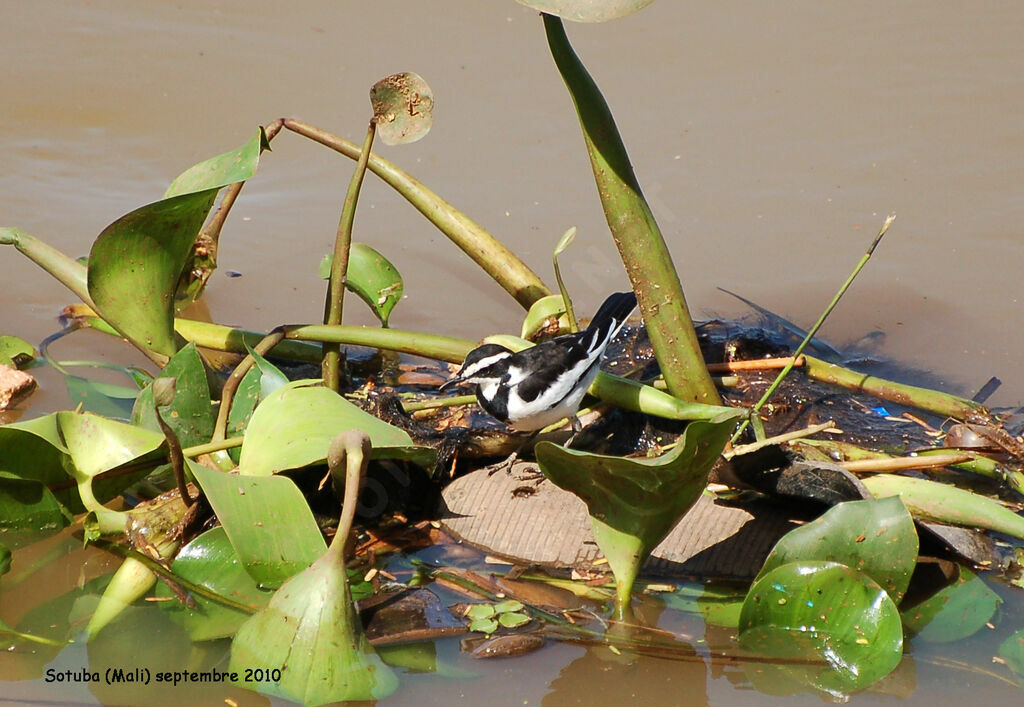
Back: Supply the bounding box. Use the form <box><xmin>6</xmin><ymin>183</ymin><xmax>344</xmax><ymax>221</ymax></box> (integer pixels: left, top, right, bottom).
<box><xmin>486</xmin><ymin>429</ymin><xmax>541</xmax><ymax>476</ymax></box>
<box><xmin>563</xmin><ymin>415</ymin><xmax>584</xmax><ymax>449</ymax></box>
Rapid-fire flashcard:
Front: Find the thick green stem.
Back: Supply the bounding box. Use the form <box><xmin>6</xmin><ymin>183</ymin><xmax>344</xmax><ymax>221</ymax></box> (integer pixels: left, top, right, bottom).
<box><xmin>802</xmin><ymin>355</ymin><xmax>991</xmax><ymax>423</ymax></box>
<box><xmin>324</xmin><ymin>121</ymin><xmax>376</xmax><ymax>392</ymax></box>
<box><xmin>172</xmin><ymin>318</ymin><xmax>321</xmax><ymax>362</ymax></box>
<box><xmin>285</xmin><ymin>324</ymin><xmax>475</xmax><ymax>363</ymax></box>
<box><xmin>0</xmin><ymin>227</ymin><xmax>94</xmax><ymax>307</ymax></box>
<box><xmin>542</xmin><ymin>15</ymin><xmax>719</xmax><ymax>405</ymax></box>
<box><xmin>0</xmin><ymin>227</ymin><xmax>168</xmax><ymax>367</ymax></box>
<box><xmin>182</xmin><ymin>436</ymin><xmax>244</xmax><ymax>458</ymax></box>
<box><xmin>283</xmin><ymin>118</ymin><xmax>550</xmax><ymax>309</ymax></box>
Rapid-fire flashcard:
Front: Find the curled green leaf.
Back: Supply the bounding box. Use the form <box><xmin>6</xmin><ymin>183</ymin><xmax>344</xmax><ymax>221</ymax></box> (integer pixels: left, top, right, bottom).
<box><xmin>536</xmin><ymin>413</ymin><xmax>735</xmax><ymax>616</ymax></box>
<box><xmin>321</xmin><ymin>243</ymin><xmax>404</xmax><ymax>326</ymax></box>
<box><xmin>520</xmin><ymin>294</ymin><xmax>569</xmax><ymax>340</ymax></box>
<box><xmin>88</xmin><ymin>130</ymin><xmax>265</xmax><ymax>358</ymax></box>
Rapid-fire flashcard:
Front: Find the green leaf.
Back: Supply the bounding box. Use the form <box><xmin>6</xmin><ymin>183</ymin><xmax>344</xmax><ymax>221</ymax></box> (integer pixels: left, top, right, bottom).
<box><xmin>0</xmin><ymin>473</ymin><xmax>72</xmax><ymax>538</ymax></box>
<box><xmin>469</xmin><ymin>618</ymin><xmax>499</xmax><ymax>635</ymax></box>
<box><xmin>998</xmin><ymin>627</ymin><xmax>1024</xmax><ymax>683</ymax></box>
<box><xmin>497</xmin><ymin>612</ymin><xmax>531</xmax><ymax>629</ymax></box>
<box><xmin>88</xmin><ymin>131</ymin><xmax>264</xmax><ymax>357</ymax></box>
<box><xmin>88</xmin><ymin>191</ymin><xmax>218</xmax><ymax>356</ymax></box>
<box><xmin>188</xmin><ymin>460</ymin><xmax>327</xmax><ymax>588</ymax></box>
<box><xmin>739</xmin><ymin>561</ymin><xmax>904</xmax><ymax>695</ymax></box>
<box><xmin>900</xmin><ymin>566</ymin><xmax>1001</xmax><ymax>642</ymax></box>
<box><xmin>521</xmin><ymin>294</ymin><xmax>570</xmax><ymax>340</ymax></box>
<box><xmin>59</xmin><ymin>411</ymin><xmax>165</xmax><ymax>479</ymax></box>
<box><xmin>518</xmin><ymin>0</ymin><xmax>657</xmax><ymax>23</ymax></box>
<box><xmin>60</xmin><ymin>411</ymin><xmax>165</xmax><ymax>512</ymax></box>
<box><xmin>536</xmin><ymin>414</ymin><xmax>735</xmax><ymax>616</ymax></box>
<box><xmin>319</xmin><ymin>243</ymin><xmax>404</xmax><ymax>327</ymax></box>
<box><xmin>65</xmin><ymin>375</ymin><xmax>139</xmax><ymax>420</ymax></box>
<box><xmin>466</xmin><ymin>604</ymin><xmax>496</xmax><ymax>620</ymax></box>
<box><xmin>224</xmin><ymin>343</ymin><xmax>289</xmax><ymax>462</ymax></box>
<box><xmin>0</xmin><ymin>412</ymin><xmax>161</xmax><ymax>516</ymax></box>
<box><xmin>661</xmin><ymin>583</ymin><xmax>749</xmax><ymax>628</ymax></box>
<box><xmin>45</xmin><ymin>354</ymin><xmax>147</xmax><ymax>419</ymax></box>
<box><xmin>245</xmin><ymin>341</ymin><xmax>289</xmax><ymax>396</ymax></box>
<box><xmin>860</xmin><ymin>473</ymin><xmax>1024</xmax><ymax>539</ymax></box>
<box><xmin>0</xmin><ymin>414</ymin><xmax>74</xmax><ymax>508</ymax></box>
<box><xmin>756</xmin><ymin>496</ymin><xmax>918</xmax><ymax>603</ymax></box>
<box><xmin>238</xmin><ymin>382</ymin><xmax>434</xmax><ymax>476</ymax></box>
<box><xmin>0</xmin><ymin>335</ymin><xmax>35</xmax><ymax>368</ymax></box>
<box><xmin>132</xmin><ymin>343</ymin><xmax>216</xmax><ymax>447</ymax></box>
<box><xmin>226</xmin><ymin>369</ymin><xmax>261</xmax><ymax>464</ymax></box>
<box><xmin>348</xmin><ymin>243</ymin><xmax>404</xmax><ymax>326</ymax></box>
<box><xmin>0</xmin><ymin>543</ymin><xmax>10</xmax><ymax>576</ymax></box>
<box><xmin>228</xmin><ymin>533</ymin><xmax>398</xmax><ymax>703</ymax></box>
<box><xmin>156</xmin><ymin>526</ymin><xmax>272</xmax><ymax>641</ymax></box>
<box><xmin>370</xmin><ymin>72</ymin><xmax>434</xmax><ymax>146</ymax></box>
<box><xmin>164</xmin><ymin>128</ymin><xmax>267</xmax><ymax>199</ymax></box>
<box><xmin>543</xmin><ymin>14</ymin><xmax>718</xmax><ymax>403</ymax></box>
<box><xmin>493</xmin><ymin>599</ymin><xmax>524</xmax><ymax>614</ymax></box>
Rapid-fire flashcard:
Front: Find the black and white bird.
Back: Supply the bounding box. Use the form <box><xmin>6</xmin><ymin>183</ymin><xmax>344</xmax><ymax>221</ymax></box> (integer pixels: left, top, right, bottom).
<box><xmin>440</xmin><ymin>291</ymin><xmax>638</xmax><ymax>444</ymax></box>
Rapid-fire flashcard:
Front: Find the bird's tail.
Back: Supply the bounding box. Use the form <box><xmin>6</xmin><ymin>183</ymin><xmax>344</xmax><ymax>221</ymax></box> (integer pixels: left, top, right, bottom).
<box><xmin>584</xmin><ymin>291</ymin><xmax>638</xmax><ymax>351</ymax></box>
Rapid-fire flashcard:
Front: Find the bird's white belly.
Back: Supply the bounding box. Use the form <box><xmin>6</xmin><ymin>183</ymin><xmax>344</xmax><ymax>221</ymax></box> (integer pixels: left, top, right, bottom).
<box><xmin>505</xmin><ymin>363</ymin><xmax>599</xmax><ymax>431</ymax></box>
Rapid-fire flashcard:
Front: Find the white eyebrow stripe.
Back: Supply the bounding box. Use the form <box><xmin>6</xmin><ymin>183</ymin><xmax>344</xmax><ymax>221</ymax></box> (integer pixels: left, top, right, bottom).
<box><xmin>471</xmin><ymin>352</ymin><xmax>512</xmax><ymax>369</ymax></box>
<box><xmin>459</xmin><ymin>351</ymin><xmax>512</xmax><ymax>378</ymax></box>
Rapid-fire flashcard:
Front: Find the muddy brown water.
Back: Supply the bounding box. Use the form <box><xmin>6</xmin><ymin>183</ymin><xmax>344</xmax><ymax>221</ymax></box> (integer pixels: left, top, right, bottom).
<box><xmin>3</xmin><ymin>1</ymin><xmax>1023</xmax><ymax>703</ymax></box>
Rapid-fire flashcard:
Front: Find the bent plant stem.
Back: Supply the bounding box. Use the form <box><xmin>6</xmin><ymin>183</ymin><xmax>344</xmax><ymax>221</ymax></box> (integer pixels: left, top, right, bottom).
<box><xmin>327</xmin><ymin>430</ymin><xmax>371</xmax><ymax>560</ymax></box>
<box><xmin>542</xmin><ymin>15</ymin><xmax>718</xmax><ymax>405</ymax></box>
<box><xmin>731</xmin><ymin>215</ymin><xmax>895</xmax><ymax>444</ymax></box>
<box><xmin>212</xmin><ymin>328</ymin><xmax>286</xmax><ymax>442</ymax></box>
<box><xmin>324</xmin><ymin>121</ymin><xmax>376</xmax><ymax>392</ymax></box>
<box><xmin>153</xmin><ymin>383</ymin><xmax>195</xmax><ymax>507</ymax></box>
<box><xmin>281</xmin><ymin>117</ymin><xmax>550</xmax><ymax>308</ymax></box>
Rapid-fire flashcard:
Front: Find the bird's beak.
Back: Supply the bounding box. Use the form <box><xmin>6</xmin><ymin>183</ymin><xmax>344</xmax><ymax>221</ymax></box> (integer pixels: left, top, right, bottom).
<box><xmin>438</xmin><ymin>376</ymin><xmax>465</xmax><ymax>393</ymax></box>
